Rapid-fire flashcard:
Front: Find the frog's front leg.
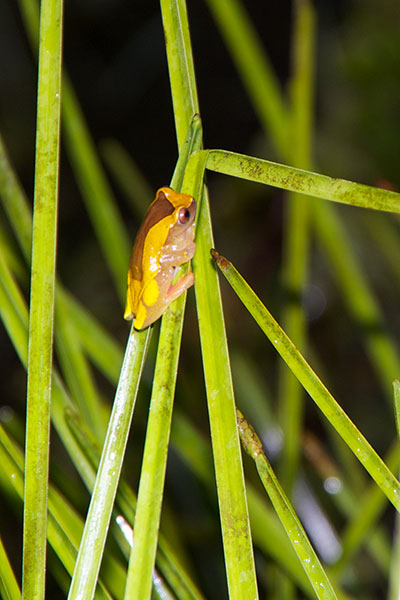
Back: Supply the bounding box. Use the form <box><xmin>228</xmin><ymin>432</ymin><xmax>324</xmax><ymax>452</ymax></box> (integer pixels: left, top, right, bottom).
<box><xmin>159</xmin><ymin>241</ymin><xmax>196</xmax><ymax>267</ymax></box>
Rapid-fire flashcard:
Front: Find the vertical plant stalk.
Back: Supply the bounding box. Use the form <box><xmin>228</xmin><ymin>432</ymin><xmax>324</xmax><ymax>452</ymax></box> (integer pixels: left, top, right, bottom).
<box><xmin>123</xmin><ymin>305</ymin><xmax>187</xmax><ymax>600</ymax></box>
<box><xmin>279</xmin><ymin>0</ymin><xmax>315</xmax><ymax>494</ymax></box>
<box><xmin>160</xmin><ymin>0</ymin><xmax>199</xmax><ymax>147</ymax></box>
<box><xmin>204</xmin><ymin>0</ymin><xmax>289</xmax><ymax>156</ymax></box>
<box><xmin>193</xmin><ymin>192</ymin><xmax>260</xmax><ymax>599</ymax></box>
<box><xmin>161</xmin><ymin>1</ymin><xmax>259</xmax><ymax>597</ymax></box>
<box><xmin>23</xmin><ymin>0</ymin><xmax>63</xmax><ymax>598</ymax></box>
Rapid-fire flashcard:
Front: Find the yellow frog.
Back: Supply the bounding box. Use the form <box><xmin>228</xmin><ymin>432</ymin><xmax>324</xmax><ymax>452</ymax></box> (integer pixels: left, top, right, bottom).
<box><xmin>124</xmin><ymin>187</ymin><xmax>197</xmax><ymax>329</ymax></box>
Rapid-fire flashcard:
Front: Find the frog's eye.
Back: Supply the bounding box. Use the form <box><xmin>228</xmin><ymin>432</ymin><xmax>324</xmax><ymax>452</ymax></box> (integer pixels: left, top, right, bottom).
<box><xmin>177</xmin><ymin>206</ymin><xmax>191</xmax><ymax>224</ymax></box>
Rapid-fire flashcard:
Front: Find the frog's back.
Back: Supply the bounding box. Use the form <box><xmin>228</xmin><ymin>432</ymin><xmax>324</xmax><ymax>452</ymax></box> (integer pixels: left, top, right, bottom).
<box><xmin>124</xmin><ymin>189</ymin><xmax>176</xmax><ymax>320</ymax></box>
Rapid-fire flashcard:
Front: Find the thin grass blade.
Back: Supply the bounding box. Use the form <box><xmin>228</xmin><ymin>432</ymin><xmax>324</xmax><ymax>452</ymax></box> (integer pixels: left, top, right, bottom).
<box><xmin>0</xmin><ymin>132</ymin><xmax>32</xmax><ymax>261</ymax></box>
<box><xmin>0</xmin><ymin>534</ymin><xmax>21</xmax><ymax>600</ymax></box>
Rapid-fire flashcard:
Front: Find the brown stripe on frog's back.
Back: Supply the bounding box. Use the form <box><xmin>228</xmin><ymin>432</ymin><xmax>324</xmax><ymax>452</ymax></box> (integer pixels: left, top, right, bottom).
<box><xmin>130</xmin><ymin>188</ymin><xmax>175</xmax><ymax>281</ymax></box>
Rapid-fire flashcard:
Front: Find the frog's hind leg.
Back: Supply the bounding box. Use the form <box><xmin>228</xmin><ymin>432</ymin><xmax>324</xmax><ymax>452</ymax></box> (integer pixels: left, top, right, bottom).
<box><xmin>166</xmin><ymin>271</ymin><xmax>194</xmax><ymax>303</ymax></box>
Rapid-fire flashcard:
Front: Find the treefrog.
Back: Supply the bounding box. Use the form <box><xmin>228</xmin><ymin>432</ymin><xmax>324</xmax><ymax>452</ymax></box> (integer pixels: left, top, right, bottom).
<box><xmin>124</xmin><ymin>186</ymin><xmax>197</xmax><ymax>329</ymax></box>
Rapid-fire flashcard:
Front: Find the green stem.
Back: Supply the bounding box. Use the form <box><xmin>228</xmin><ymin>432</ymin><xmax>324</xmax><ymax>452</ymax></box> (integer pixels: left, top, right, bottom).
<box><xmin>279</xmin><ymin>0</ymin><xmax>315</xmax><ymax>494</ymax></box>
<box><xmin>23</xmin><ymin>0</ymin><xmax>63</xmax><ymax>598</ymax></box>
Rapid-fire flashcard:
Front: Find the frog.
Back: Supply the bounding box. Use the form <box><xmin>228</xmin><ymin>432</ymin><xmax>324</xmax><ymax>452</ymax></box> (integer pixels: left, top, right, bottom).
<box><xmin>124</xmin><ymin>186</ymin><xmax>197</xmax><ymax>329</ymax></box>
